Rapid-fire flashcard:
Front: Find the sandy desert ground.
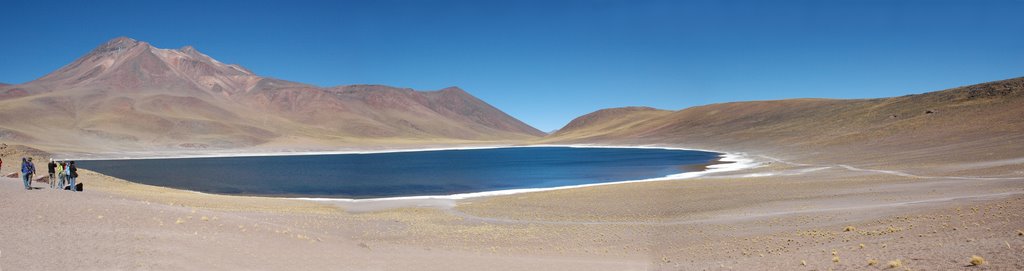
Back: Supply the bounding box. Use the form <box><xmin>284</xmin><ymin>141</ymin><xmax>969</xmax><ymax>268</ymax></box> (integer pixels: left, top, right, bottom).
<box><xmin>1</xmin><ymin>141</ymin><xmax>1022</xmax><ymax>271</ymax></box>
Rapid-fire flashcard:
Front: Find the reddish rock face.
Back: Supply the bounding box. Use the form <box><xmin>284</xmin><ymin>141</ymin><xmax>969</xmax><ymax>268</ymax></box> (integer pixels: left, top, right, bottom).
<box><xmin>0</xmin><ymin>37</ymin><xmax>542</xmax><ymax>151</ymax></box>
<box><xmin>0</xmin><ymin>88</ymin><xmax>29</xmax><ymax>99</ymax></box>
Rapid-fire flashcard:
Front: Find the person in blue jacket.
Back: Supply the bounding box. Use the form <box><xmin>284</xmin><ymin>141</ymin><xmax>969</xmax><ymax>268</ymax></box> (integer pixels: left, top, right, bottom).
<box><xmin>21</xmin><ymin>157</ymin><xmax>35</xmax><ymax>190</ymax></box>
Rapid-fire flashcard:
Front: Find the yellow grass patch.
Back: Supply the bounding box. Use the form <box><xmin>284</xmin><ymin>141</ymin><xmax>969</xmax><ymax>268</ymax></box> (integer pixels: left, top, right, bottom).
<box><xmin>970</xmin><ymin>255</ymin><xmax>985</xmax><ymax>266</ymax></box>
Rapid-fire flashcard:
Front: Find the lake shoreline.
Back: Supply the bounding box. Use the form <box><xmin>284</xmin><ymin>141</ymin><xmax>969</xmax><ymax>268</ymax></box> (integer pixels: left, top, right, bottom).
<box><xmin>78</xmin><ymin>145</ymin><xmax>758</xmax><ymax>202</ymax></box>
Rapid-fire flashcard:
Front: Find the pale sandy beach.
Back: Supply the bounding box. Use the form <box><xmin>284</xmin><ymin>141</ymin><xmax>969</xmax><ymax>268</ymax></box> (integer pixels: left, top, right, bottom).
<box><xmin>2</xmin><ymin>142</ymin><xmax>1021</xmax><ymax>270</ymax></box>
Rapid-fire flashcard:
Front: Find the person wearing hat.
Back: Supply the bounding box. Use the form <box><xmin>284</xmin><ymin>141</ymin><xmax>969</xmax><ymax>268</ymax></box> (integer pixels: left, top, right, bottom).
<box><xmin>21</xmin><ymin>157</ymin><xmax>35</xmax><ymax>190</ymax></box>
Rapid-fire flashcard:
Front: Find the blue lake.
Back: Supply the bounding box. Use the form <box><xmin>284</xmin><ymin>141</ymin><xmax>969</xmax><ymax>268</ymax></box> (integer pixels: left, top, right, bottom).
<box><xmin>78</xmin><ymin>147</ymin><xmax>722</xmax><ymax>199</ymax></box>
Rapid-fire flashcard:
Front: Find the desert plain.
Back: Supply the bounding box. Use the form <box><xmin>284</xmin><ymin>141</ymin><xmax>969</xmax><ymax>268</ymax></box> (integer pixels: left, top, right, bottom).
<box><xmin>2</xmin><ymin>126</ymin><xmax>1023</xmax><ymax>270</ymax></box>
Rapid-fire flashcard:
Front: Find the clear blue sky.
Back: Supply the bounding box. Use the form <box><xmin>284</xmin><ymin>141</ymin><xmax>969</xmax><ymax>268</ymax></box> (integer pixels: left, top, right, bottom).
<box><xmin>2</xmin><ymin>0</ymin><xmax>1023</xmax><ymax>132</ymax></box>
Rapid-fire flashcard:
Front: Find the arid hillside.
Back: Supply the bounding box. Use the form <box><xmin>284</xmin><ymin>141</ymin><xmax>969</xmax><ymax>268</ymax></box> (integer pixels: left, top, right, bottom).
<box><xmin>544</xmin><ymin>77</ymin><xmax>1024</xmax><ymax>168</ymax></box>
<box><xmin>0</xmin><ymin>37</ymin><xmax>543</xmax><ymax>153</ymax></box>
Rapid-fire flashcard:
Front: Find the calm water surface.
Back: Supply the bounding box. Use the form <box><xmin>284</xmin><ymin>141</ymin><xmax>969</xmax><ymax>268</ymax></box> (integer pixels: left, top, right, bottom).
<box><xmin>78</xmin><ymin>147</ymin><xmax>721</xmax><ymax>199</ymax></box>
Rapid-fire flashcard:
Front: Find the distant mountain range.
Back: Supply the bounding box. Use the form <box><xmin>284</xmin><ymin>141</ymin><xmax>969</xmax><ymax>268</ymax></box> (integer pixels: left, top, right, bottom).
<box><xmin>0</xmin><ymin>37</ymin><xmax>544</xmax><ymax>152</ymax></box>
<box><xmin>2</xmin><ymin>37</ymin><xmax>1021</xmax><ymax>158</ymax></box>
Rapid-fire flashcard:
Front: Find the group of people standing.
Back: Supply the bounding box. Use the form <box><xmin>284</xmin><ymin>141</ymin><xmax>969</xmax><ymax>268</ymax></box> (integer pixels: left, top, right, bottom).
<box><xmin>49</xmin><ymin>159</ymin><xmax>79</xmax><ymax>191</ymax></box>
<box><xmin>19</xmin><ymin>157</ymin><xmax>78</xmax><ymax>191</ymax></box>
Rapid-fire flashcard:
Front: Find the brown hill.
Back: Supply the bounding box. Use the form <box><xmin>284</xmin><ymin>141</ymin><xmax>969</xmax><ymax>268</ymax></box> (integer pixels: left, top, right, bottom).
<box><xmin>0</xmin><ymin>37</ymin><xmax>543</xmax><ymax>152</ymax></box>
<box><xmin>549</xmin><ymin>106</ymin><xmax>673</xmax><ymax>140</ymax></box>
<box><xmin>544</xmin><ymin>77</ymin><xmax>1024</xmax><ymax>166</ymax></box>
